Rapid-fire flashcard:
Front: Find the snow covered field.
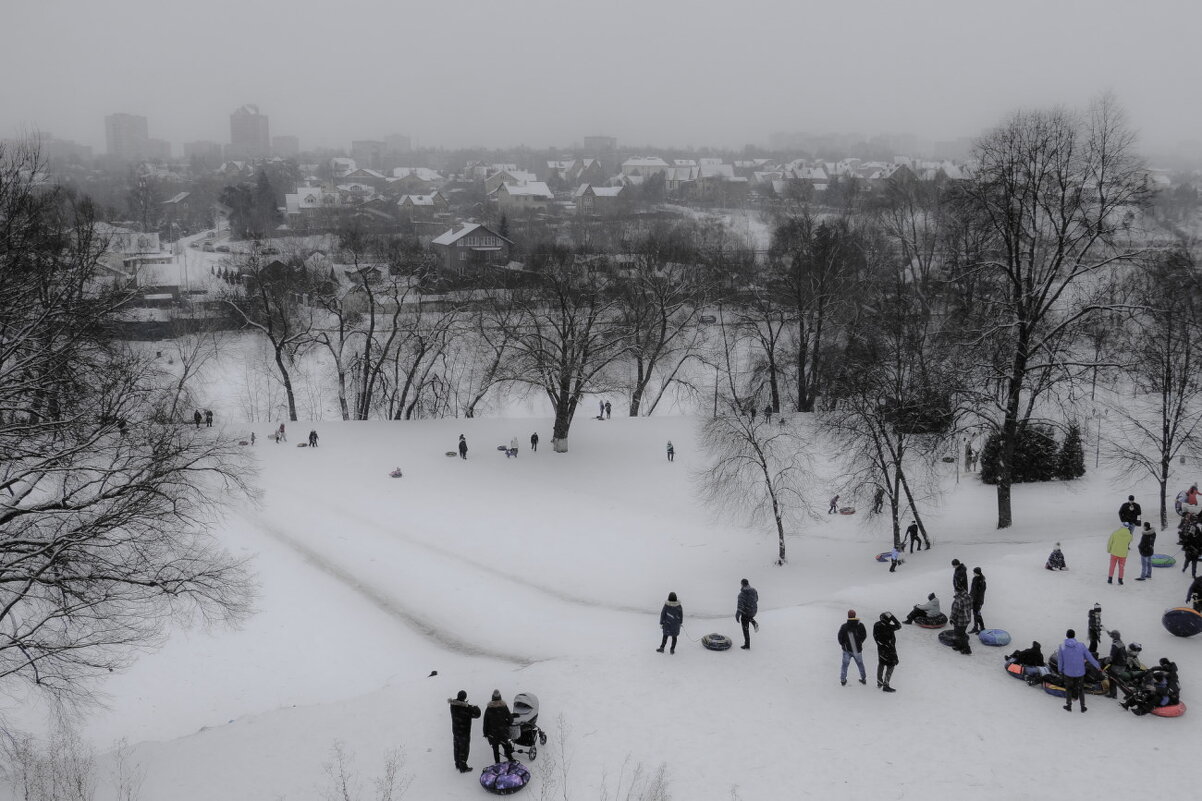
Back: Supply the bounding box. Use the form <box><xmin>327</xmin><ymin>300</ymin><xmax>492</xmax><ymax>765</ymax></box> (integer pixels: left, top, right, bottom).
<box><xmin>5</xmin><ymin>410</ymin><xmax>1201</xmax><ymax>801</ymax></box>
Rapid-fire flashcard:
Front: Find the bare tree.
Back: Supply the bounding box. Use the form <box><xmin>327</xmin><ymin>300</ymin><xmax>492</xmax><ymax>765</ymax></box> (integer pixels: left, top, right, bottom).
<box><xmin>695</xmin><ymin>398</ymin><xmax>816</xmax><ymax>563</ymax></box>
<box><xmin>951</xmin><ymin>96</ymin><xmax>1150</xmax><ymax>528</ymax></box>
<box><xmin>1106</xmin><ymin>248</ymin><xmax>1202</xmax><ymax>528</ymax></box>
<box><xmin>160</xmin><ymin>319</ymin><xmax>225</xmax><ymax>423</ymax></box>
<box><xmin>321</xmin><ymin>741</ymin><xmax>410</xmax><ymax>801</ymax></box>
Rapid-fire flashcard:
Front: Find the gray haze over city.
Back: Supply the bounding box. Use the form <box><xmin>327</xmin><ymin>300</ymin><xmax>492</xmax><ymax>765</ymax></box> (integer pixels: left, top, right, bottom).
<box><xmin>3</xmin><ymin>0</ymin><xmax>1200</xmax><ymax>157</ymax></box>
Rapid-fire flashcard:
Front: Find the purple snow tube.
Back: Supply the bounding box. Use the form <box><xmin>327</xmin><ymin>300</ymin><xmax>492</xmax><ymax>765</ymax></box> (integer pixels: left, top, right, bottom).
<box><xmin>480</xmin><ymin>761</ymin><xmax>531</xmax><ymax>795</ymax></box>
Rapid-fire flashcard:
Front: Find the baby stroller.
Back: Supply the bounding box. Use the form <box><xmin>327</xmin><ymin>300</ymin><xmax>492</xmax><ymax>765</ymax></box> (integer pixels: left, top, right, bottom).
<box><xmin>508</xmin><ymin>692</ymin><xmax>548</xmax><ymax>760</ymax></box>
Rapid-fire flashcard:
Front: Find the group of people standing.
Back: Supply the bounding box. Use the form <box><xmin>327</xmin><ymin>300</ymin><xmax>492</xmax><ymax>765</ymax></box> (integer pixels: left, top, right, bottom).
<box><xmin>192</xmin><ymin>409</ymin><xmax>213</xmax><ymax>428</ymax></box>
<box><xmin>447</xmin><ymin>689</ymin><xmax>520</xmax><ymax>773</ymax></box>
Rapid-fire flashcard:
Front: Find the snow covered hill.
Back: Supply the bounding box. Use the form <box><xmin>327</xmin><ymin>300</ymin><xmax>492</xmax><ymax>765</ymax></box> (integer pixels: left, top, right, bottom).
<box><xmin>6</xmin><ymin>413</ymin><xmax>1200</xmax><ymax>801</ymax></box>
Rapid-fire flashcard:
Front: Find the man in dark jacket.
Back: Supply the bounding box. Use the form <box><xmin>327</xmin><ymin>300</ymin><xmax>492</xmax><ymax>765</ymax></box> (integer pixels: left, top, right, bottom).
<box><xmin>448</xmin><ymin>690</ymin><xmax>482</xmax><ymax>772</ymax></box>
<box><xmin>458</xmin><ymin>434</ymin><xmax>468</xmax><ymax>460</ymax></box>
<box><xmin>1119</xmin><ymin>495</ymin><xmax>1141</xmax><ymax>533</ymax></box>
<box><xmin>736</xmin><ymin>578</ymin><xmax>759</xmax><ymax>649</ymax></box>
<box><xmin>482</xmin><ymin>690</ymin><xmax>514</xmax><ymax>763</ymax></box>
<box><xmin>530</xmin><ymin>432</ymin><xmax>539</xmax><ymax>452</ymax></box>
<box><xmin>838</xmin><ymin>610</ymin><xmax>868</xmax><ymax>685</ymax></box>
<box><xmin>873</xmin><ymin>612</ymin><xmax>902</xmax><ymax>692</ymax></box>
<box><xmin>1136</xmin><ymin>522</ymin><xmax>1156</xmax><ymax>580</ymax></box>
<box><xmin>1188</xmin><ymin>575</ymin><xmax>1202</xmax><ymax>611</ymax></box>
<box><xmin>950</xmin><ymin>590</ymin><xmax>972</xmax><ymax>654</ymax></box>
<box><xmin>951</xmin><ymin>559</ymin><xmax>968</xmax><ymax>593</ymax></box>
<box><xmin>1087</xmin><ymin>603</ymin><xmax>1104</xmax><ymax>657</ymax></box>
<box><xmin>969</xmin><ymin>567</ymin><xmax>987</xmax><ymax>634</ymax></box>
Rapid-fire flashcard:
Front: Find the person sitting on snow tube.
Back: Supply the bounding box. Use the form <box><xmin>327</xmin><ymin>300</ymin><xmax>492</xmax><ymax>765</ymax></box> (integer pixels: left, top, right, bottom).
<box><xmin>1122</xmin><ymin>659</ymin><xmax>1180</xmax><ymax>715</ymax></box>
<box><xmin>1045</xmin><ymin>542</ymin><xmax>1067</xmax><ymax>571</ymax></box>
<box><xmin>1104</xmin><ymin>638</ymin><xmax>1145</xmax><ymax>697</ymax></box>
<box><xmin>1005</xmin><ymin>641</ymin><xmax>1050</xmax><ymax>683</ymax></box>
<box><xmin>902</xmin><ymin>592</ymin><xmax>942</xmax><ymax>625</ymax></box>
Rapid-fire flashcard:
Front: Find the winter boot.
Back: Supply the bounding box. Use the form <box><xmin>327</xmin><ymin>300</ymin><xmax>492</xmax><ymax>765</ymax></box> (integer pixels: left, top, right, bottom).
<box><xmin>1108</xmin><ymin>577</ymin><xmax>1113</xmax><ymax>584</ymax></box>
<box><xmin>883</xmin><ymin>685</ymin><xmax>896</xmax><ymax>693</ymax></box>
<box><xmin>656</xmin><ymin>647</ymin><xmax>664</xmax><ymax>653</ymax></box>
<box><xmin>1118</xmin><ymin>578</ymin><xmax>1124</xmax><ymax>585</ymax></box>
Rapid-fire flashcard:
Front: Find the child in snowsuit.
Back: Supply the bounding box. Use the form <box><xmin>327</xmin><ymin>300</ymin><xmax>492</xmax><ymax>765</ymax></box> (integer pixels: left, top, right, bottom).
<box><xmin>1046</xmin><ymin>542</ymin><xmax>1067</xmax><ymax>570</ymax></box>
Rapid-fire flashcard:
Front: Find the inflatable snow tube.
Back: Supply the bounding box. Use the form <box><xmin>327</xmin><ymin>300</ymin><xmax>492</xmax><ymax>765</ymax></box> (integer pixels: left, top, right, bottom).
<box><xmin>702</xmin><ymin>633</ymin><xmax>732</xmax><ymax>651</ymax></box>
<box><xmin>838</xmin><ymin>507</ymin><xmax>856</xmax><ymax>515</ymax></box>
<box><xmin>1084</xmin><ymin>679</ymin><xmax>1111</xmax><ymax>696</ymax></box>
<box><xmin>914</xmin><ymin>613</ymin><xmax>948</xmax><ymax>629</ymax></box>
<box><xmin>480</xmin><ymin>761</ymin><xmax>531</xmax><ymax>794</ymax></box>
<box><xmin>1152</xmin><ymin>554</ymin><xmax>1177</xmax><ymax>568</ymax></box>
<box><xmin>1042</xmin><ymin>681</ymin><xmax>1068</xmax><ymax>698</ymax></box>
<box><xmin>496</xmin><ymin>445</ymin><xmax>508</xmax><ymax>451</ymax></box>
<box><xmin>1162</xmin><ymin>607</ymin><xmax>1202</xmax><ymax>637</ymax></box>
<box><xmin>1005</xmin><ymin>662</ymin><xmax>1027</xmax><ymax>680</ymax></box>
<box><xmin>977</xmin><ymin>629</ymin><xmax>1011</xmax><ymax>647</ymax></box>
<box><xmin>445</xmin><ymin>451</ymin><xmax>457</xmax><ymax>457</ymax></box>
<box><xmin>937</xmin><ymin>630</ymin><xmax>958</xmax><ymax>647</ymax></box>
<box><xmin>876</xmin><ymin>552</ymin><xmax>892</xmax><ymax>563</ymax></box>
<box><xmin>1150</xmin><ymin>702</ymin><xmax>1187</xmax><ymax>718</ymax></box>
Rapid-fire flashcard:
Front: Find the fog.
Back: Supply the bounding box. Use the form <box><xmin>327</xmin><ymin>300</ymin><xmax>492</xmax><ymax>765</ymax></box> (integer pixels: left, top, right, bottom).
<box><xmin>3</xmin><ymin>0</ymin><xmax>1200</xmax><ymax>155</ymax></box>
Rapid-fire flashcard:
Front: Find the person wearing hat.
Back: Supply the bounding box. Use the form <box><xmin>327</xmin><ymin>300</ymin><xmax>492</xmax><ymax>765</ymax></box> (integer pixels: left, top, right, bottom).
<box><xmin>951</xmin><ymin>559</ymin><xmax>967</xmax><ymax>593</ymax></box>
<box><xmin>1057</xmin><ymin>629</ymin><xmax>1101</xmax><ymax>712</ymax></box>
<box><xmin>458</xmin><ymin>434</ymin><xmax>468</xmax><ymax>460</ymax></box>
<box><xmin>1119</xmin><ymin>495</ymin><xmax>1142</xmax><ymax>533</ymax></box>
<box><xmin>902</xmin><ymin>592</ymin><xmax>941</xmax><ymax>624</ymax></box>
<box><xmin>837</xmin><ymin>610</ymin><xmax>868</xmax><ymax>686</ymax></box>
<box><xmin>448</xmin><ymin>690</ymin><xmax>482</xmax><ymax>773</ymax></box>
<box><xmin>949</xmin><ymin>589</ymin><xmax>973</xmax><ymax>654</ymax></box>
<box><xmin>482</xmin><ymin>690</ymin><xmax>515</xmax><ymax>764</ymax></box>
<box><xmin>969</xmin><ymin>567</ymin><xmax>987</xmax><ymax>634</ymax></box>
<box><xmin>1087</xmin><ymin>603</ymin><xmax>1104</xmax><ymax>657</ymax></box>
<box><xmin>657</xmin><ymin>591</ymin><xmax>683</xmax><ymax>654</ymax></box>
<box><xmin>1046</xmin><ymin>542</ymin><xmax>1067</xmax><ymax>571</ymax></box>
<box><xmin>873</xmin><ymin>612</ymin><xmax>902</xmax><ymax>692</ymax></box>
<box><xmin>1136</xmin><ymin>522</ymin><xmax>1156</xmax><ymax>580</ymax></box>
<box><xmin>735</xmin><ymin>578</ymin><xmax>759</xmax><ymax>650</ymax></box>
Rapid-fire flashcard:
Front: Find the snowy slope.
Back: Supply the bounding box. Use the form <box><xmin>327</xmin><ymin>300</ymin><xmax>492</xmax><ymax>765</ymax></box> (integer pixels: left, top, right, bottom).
<box><xmin>6</xmin><ymin>413</ymin><xmax>1201</xmax><ymax>801</ymax></box>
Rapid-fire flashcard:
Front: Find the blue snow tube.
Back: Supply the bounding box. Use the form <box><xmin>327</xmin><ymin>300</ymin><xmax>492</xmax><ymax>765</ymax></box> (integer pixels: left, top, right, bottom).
<box><xmin>977</xmin><ymin>629</ymin><xmax>1011</xmax><ymax>647</ymax></box>
<box><xmin>1152</xmin><ymin>554</ymin><xmax>1177</xmax><ymax>568</ymax></box>
<box><xmin>480</xmin><ymin>761</ymin><xmax>531</xmax><ymax>795</ymax></box>
<box><xmin>876</xmin><ymin>552</ymin><xmax>892</xmax><ymax>562</ymax></box>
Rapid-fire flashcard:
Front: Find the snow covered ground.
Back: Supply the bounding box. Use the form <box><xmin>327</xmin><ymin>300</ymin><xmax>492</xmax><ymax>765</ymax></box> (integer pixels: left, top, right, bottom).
<box><xmin>5</xmin><ymin>410</ymin><xmax>1201</xmax><ymax>801</ymax></box>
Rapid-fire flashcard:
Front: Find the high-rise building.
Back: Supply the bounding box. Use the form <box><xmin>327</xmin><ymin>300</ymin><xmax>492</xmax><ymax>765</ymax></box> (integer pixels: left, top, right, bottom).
<box><xmin>229</xmin><ymin>104</ymin><xmax>270</xmax><ymax>159</ymax></box>
<box><xmin>272</xmin><ymin>135</ymin><xmax>299</xmax><ymax>158</ymax></box>
<box><xmin>105</xmin><ymin>113</ymin><xmax>149</xmax><ymax>160</ymax></box>
<box><xmin>351</xmin><ymin>140</ymin><xmax>385</xmax><ymax>170</ymax></box>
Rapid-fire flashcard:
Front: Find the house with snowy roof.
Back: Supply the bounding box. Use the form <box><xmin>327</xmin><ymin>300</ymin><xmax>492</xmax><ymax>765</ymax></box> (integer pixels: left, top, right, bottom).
<box><xmin>484</xmin><ymin>169</ymin><xmax>539</xmax><ymax>195</ymax></box>
<box><xmin>573</xmin><ymin>183</ymin><xmax>625</xmax><ymax>216</ymax></box>
<box><xmin>430</xmin><ymin>222</ymin><xmax>513</xmax><ymax>275</ymax></box>
<box><xmin>397</xmin><ymin>191</ymin><xmax>449</xmax><ymax>218</ymax></box>
<box><xmin>490</xmin><ymin>181</ymin><xmax>555</xmax><ymax>213</ymax></box>
<box><xmin>621</xmin><ymin>157</ymin><xmax>671</xmax><ymax>178</ymax></box>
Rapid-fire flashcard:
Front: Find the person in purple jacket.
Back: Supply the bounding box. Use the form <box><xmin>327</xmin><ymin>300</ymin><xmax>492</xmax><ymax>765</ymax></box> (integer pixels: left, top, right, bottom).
<box><xmin>1057</xmin><ymin>628</ymin><xmax>1101</xmax><ymax>713</ymax></box>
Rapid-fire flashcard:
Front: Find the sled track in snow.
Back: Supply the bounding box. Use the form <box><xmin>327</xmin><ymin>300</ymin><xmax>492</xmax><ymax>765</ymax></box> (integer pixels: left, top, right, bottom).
<box><xmin>255</xmin><ymin>517</ymin><xmax>534</xmax><ymax>667</ymax></box>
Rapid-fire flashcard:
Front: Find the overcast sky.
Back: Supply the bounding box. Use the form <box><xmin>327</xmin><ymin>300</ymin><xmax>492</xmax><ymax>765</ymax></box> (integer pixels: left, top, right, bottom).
<box><xmin>3</xmin><ymin>0</ymin><xmax>1199</xmax><ymax>156</ymax></box>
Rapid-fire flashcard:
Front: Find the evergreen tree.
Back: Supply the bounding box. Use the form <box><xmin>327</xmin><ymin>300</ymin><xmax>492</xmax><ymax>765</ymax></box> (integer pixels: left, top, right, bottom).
<box><xmin>980</xmin><ymin>424</ymin><xmax>1061</xmax><ymax>485</ymax></box>
<box><xmin>1057</xmin><ymin>423</ymin><xmax>1087</xmax><ymax>480</ymax></box>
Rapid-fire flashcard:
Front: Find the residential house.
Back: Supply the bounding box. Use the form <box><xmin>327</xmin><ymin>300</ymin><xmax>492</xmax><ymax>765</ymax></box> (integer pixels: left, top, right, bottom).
<box><xmin>573</xmin><ymin>183</ymin><xmax>625</xmax><ymax>216</ymax></box>
<box><xmin>388</xmin><ymin>167</ymin><xmax>445</xmax><ymax>195</ymax></box>
<box><xmin>621</xmin><ymin>157</ymin><xmax>671</xmax><ymax>178</ymax></box>
<box><xmin>491</xmin><ymin>181</ymin><xmax>555</xmax><ymax>214</ymax></box>
<box><xmin>397</xmin><ymin>191</ymin><xmax>449</xmax><ymax>218</ymax></box>
<box><xmin>484</xmin><ymin>169</ymin><xmax>538</xmax><ymax>195</ymax></box>
<box><xmin>430</xmin><ymin>222</ymin><xmax>513</xmax><ymax>275</ymax></box>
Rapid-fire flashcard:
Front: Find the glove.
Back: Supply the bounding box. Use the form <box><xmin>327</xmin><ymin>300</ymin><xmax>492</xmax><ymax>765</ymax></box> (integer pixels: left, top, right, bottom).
<box><xmin>735</xmin><ymin>612</ymin><xmax>741</xmax><ymax>623</ymax></box>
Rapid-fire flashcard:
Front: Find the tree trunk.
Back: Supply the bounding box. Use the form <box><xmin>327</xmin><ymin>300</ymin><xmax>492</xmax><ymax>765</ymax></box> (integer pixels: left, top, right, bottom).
<box><xmin>274</xmin><ymin>345</ymin><xmax>298</xmax><ymax>421</ymax></box>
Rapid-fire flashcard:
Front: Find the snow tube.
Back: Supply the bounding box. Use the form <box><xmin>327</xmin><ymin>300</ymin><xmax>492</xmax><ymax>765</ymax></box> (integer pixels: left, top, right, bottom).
<box><xmin>496</xmin><ymin>445</ymin><xmax>508</xmax><ymax>451</ymax></box>
<box><xmin>388</xmin><ymin>469</ymin><xmax>403</xmax><ymax>479</ymax></box>
<box><xmin>1150</xmin><ymin>702</ymin><xmax>1187</xmax><ymax>718</ymax></box>
<box><xmin>445</xmin><ymin>451</ymin><xmax>457</xmax><ymax>457</ymax></box>
<box><xmin>1005</xmin><ymin>662</ymin><xmax>1027</xmax><ymax>680</ymax></box>
<box><xmin>1084</xmin><ymin>679</ymin><xmax>1111</xmax><ymax>696</ymax></box>
<box><xmin>876</xmin><ymin>552</ymin><xmax>892</xmax><ymax>563</ymax></box>
<box><xmin>480</xmin><ymin>761</ymin><xmax>531</xmax><ymax>794</ymax></box>
<box><xmin>838</xmin><ymin>507</ymin><xmax>856</xmax><ymax>515</ymax></box>
<box><xmin>937</xmin><ymin>630</ymin><xmax>958</xmax><ymax>647</ymax></box>
<box><xmin>702</xmin><ymin>633</ymin><xmax>732</xmax><ymax>651</ymax></box>
<box><xmin>977</xmin><ymin>629</ymin><xmax>1011</xmax><ymax>647</ymax></box>
<box><xmin>1042</xmin><ymin>681</ymin><xmax>1068</xmax><ymax>698</ymax></box>
<box><xmin>914</xmin><ymin>613</ymin><xmax>948</xmax><ymax>629</ymax></box>
<box><xmin>1162</xmin><ymin>607</ymin><xmax>1202</xmax><ymax>637</ymax></box>
<box><xmin>1152</xmin><ymin>554</ymin><xmax>1177</xmax><ymax>568</ymax></box>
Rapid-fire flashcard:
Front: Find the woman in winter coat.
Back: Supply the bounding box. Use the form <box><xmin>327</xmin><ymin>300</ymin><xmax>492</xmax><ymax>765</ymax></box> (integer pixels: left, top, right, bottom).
<box><xmin>482</xmin><ymin>690</ymin><xmax>514</xmax><ymax>764</ymax></box>
<box><xmin>873</xmin><ymin>612</ymin><xmax>902</xmax><ymax>692</ymax></box>
<box><xmin>657</xmin><ymin>592</ymin><xmax>683</xmax><ymax>654</ymax></box>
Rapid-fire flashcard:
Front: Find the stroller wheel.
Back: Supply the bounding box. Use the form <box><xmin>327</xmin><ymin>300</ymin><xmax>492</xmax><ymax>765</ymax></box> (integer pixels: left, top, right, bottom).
<box><xmin>529</xmin><ymin>745</ymin><xmax>537</xmax><ymax>761</ymax></box>
<box><xmin>539</xmin><ymin>731</ymin><xmax>547</xmax><ymax>746</ymax></box>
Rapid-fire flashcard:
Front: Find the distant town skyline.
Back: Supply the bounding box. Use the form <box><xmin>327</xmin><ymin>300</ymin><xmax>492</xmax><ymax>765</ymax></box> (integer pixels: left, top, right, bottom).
<box><xmin>3</xmin><ymin>1</ymin><xmax>1200</xmax><ymax>160</ymax></box>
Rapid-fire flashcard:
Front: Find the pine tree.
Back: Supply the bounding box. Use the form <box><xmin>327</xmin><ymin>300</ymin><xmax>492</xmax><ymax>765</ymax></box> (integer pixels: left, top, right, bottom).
<box><xmin>1057</xmin><ymin>424</ymin><xmax>1086</xmax><ymax>480</ymax></box>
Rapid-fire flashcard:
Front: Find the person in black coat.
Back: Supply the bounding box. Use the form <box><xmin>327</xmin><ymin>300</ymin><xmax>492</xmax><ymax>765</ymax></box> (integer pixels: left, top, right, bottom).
<box><xmin>969</xmin><ymin>567</ymin><xmax>987</xmax><ymax>634</ymax></box>
<box><xmin>951</xmin><ymin>559</ymin><xmax>968</xmax><ymax>594</ymax></box>
<box><xmin>1118</xmin><ymin>495</ymin><xmax>1141</xmax><ymax>532</ymax></box>
<box><xmin>448</xmin><ymin>690</ymin><xmax>482</xmax><ymax>772</ymax></box>
<box><xmin>735</xmin><ymin>578</ymin><xmax>758</xmax><ymax>649</ymax></box>
<box><xmin>458</xmin><ymin>434</ymin><xmax>468</xmax><ymax>460</ymax></box>
<box><xmin>1006</xmin><ymin>641</ymin><xmax>1045</xmax><ymax>667</ymax></box>
<box><xmin>657</xmin><ymin>591</ymin><xmax>683</xmax><ymax>654</ymax></box>
<box><xmin>1187</xmin><ymin>575</ymin><xmax>1202</xmax><ymax>612</ymax></box>
<box><xmin>873</xmin><ymin>612</ymin><xmax>902</xmax><ymax>692</ymax></box>
<box><xmin>837</xmin><ymin>610</ymin><xmax>868</xmax><ymax>685</ymax></box>
<box><xmin>1136</xmin><ymin>522</ymin><xmax>1156</xmax><ymax>580</ymax></box>
<box><xmin>530</xmin><ymin>432</ymin><xmax>539</xmax><ymax>451</ymax></box>
<box><xmin>482</xmin><ymin>690</ymin><xmax>514</xmax><ymax>763</ymax></box>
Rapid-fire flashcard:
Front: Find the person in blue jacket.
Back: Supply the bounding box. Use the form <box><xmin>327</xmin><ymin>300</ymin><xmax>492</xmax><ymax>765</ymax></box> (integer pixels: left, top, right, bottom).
<box><xmin>1057</xmin><ymin>628</ymin><xmax>1101</xmax><ymax>713</ymax></box>
<box><xmin>657</xmin><ymin>592</ymin><xmax>683</xmax><ymax>654</ymax></box>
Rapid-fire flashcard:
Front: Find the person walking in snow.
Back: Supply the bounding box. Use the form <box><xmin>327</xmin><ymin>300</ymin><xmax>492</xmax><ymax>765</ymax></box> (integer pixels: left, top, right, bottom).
<box><xmin>829</xmin><ymin>494</ymin><xmax>840</xmax><ymax>514</ymax></box>
<box><xmin>458</xmin><ymin>434</ymin><xmax>468</xmax><ymax>460</ymax></box>
<box><xmin>1179</xmin><ymin>514</ymin><xmax>1202</xmax><ymax>578</ymax></box>
<box><xmin>1057</xmin><ymin>629</ymin><xmax>1101</xmax><ymax>713</ymax></box>
<box><xmin>666</xmin><ymin>441</ymin><xmax>675</xmax><ymax>462</ymax></box>
<box><xmin>1119</xmin><ymin>494</ymin><xmax>1141</xmax><ymax>533</ymax></box>
<box><xmin>204</xmin><ymin>409</ymin><xmax>213</xmax><ymax>427</ymax></box>
<box><xmin>277</xmin><ymin>423</ymin><xmax>287</xmax><ymax>443</ymax></box>
<box><xmin>763</xmin><ymin>404</ymin><xmax>773</xmax><ymax>423</ymax></box>
<box><xmin>837</xmin><ymin>610</ymin><xmax>868</xmax><ymax>685</ymax></box>
<box><xmin>448</xmin><ymin>690</ymin><xmax>481</xmax><ymax>773</ymax></box>
<box><xmin>308</xmin><ymin>430</ymin><xmax>319</xmax><ymax>448</ymax></box>
<box><xmin>1136</xmin><ymin>522</ymin><xmax>1156</xmax><ymax>580</ymax></box>
<box><xmin>872</xmin><ymin>487</ymin><xmax>885</xmax><ymax>515</ymax></box>
<box><xmin>193</xmin><ymin>409</ymin><xmax>202</xmax><ymax>429</ymax></box>
<box><xmin>530</xmin><ymin>432</ymin><xmax>539</xmax><ymax>452</ymax></box>
<box><xmin>657</xmin><ymin>592</ymin><xmax>683</xmax><ymax>654</ymax></box>
<box><xmin>888</xmin><ymin>545</ymin><xmax>902</xmax><ymax>573</ymax></box>
<box><xmin>950</xmin><ymin>589</ymin><xmax>972</xmax><ymax>654</ymax></box>
<box><xmin>604</xmin><ymin>400</ymin><xmax>611</xmax><ymax>419</ymax></box>
<box><xmin>969</xmin><ymin>567</ymin><xmax>987</xmax><ymax>634</ymax></box>
<box><xmin>482</xmin><ymin>690</ymin><xmax>514</xmax><ymax>764</ymax></box>
<box><xmin>1087</xmin><ymin>603</ymin><xmax>1104</xmax><ymax>657</ymax></box>
<box><xmin>906</xmin><ymin>521</ymin><xmax>921</xmax><ymax>553</ymax></box>
<box><xmin>873</xmin><ymin>611</ymin><xmax>902</xmax><ymax>692</ymax></box>
<box><xmin>1107</xmin><ymin>524</ymin><xmax>1133</xmax><ymax>585</ymax></box>
<box><xmin>599</xmin><ymin>400</ymin><xmax>605</xmax><ymax>419</ymax></box>
<box><xmin>250</xmin><ymin>431</ymin><xmax>256</xmax><ymax>446</ymax></box>
<box><xmin>951</xmin><ymin>559</ymin><xmax>968</xmax><ymax>594</ymax></box>
<box><xmin>735</xmin><ymin>578</ymin><xmax>759</xmax><ymax>650</ymax></box>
